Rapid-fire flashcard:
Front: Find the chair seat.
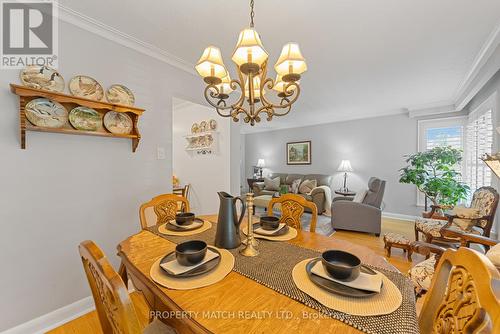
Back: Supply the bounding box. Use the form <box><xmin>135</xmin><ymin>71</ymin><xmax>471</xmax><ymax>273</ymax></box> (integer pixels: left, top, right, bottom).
<box><xmin>408</xmin><ymin>255</ymin><xmax>436</xmax><ymax>294</ymax></box>
<box><xmin>415</xmin><ymin>217</ymin><xmax>483</xmax><ymax>239</ymax></box>
<box><xmin>383</xmin><ymin>232</ymin><xmax>410</xmax><ymax>245</ymax></box>
<box><xmin>144</xmin><ymin>319</ymin><xmax>177</xmax><ymax>334</ymax></box>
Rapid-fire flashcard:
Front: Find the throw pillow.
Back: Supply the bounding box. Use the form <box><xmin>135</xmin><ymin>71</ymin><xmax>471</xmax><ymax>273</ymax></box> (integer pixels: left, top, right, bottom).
<box><xmin>453</xmin><ymin>206</ymin><xmax>481</xmax><ymax>219</ymax></box>
<box><xmin>486</xmin><ymin>243</ymin><xmax>500</xmax><ymax>270</ymax></box>
<box><xmin>352</xmin><ymin>190</ymin><xmax>367</xmax><ymax>203</ymax></box>
<box><xmin>264</xmin><ymin>176</ymin><xmax>280</xmax><ymax>191</ymax></box>
<box><xmin>299</xmin><ymin>179</ymin><xmax>317</xmax><ymax>194</ymax></box>
<box><xmin>291</xmin><ymin>179</ymin><xmax>301</xmax><ymax>194</ymax></box>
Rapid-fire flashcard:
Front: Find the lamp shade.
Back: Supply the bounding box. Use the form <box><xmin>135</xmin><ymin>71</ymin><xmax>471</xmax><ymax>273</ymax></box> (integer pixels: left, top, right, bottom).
<box><xmin>245</xmin><ymin>75</ymin><xmax>265</xmax><ymax>99</ymax></box>
<box><xmin>257</xmin><ymin>159</ymin><xmax>265</xmax><ymax>168</ymax></box>
<box><xmin>195</xmin><ymin>46</ymin><xmax>228</xmax><ymax>83</ymax></box>
<box><xmin>272</xmin><ymin>74</ymin><xmax>298</xmax><ymax>94</ymax></box>
<box><xmin>232</xmin><ymin>28</ymin><xmax>269</xmax><ymax>67</ymax></box>
<box><xmin>274</xmin><ymin>43</ymin><xmax>307</xmax><ymax>81</ymax></box>
<box><xmin>337</xmin><ymin>160</ymin><xmax>353</xmax><ymax>172</ymax></box>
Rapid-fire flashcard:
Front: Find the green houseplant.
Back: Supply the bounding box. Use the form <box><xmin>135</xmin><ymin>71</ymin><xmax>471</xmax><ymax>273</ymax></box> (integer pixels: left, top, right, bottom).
<box><xmin>399</xmin><ymin>146</ymin><xmax>469</xmax><ymax>213</ymax></box>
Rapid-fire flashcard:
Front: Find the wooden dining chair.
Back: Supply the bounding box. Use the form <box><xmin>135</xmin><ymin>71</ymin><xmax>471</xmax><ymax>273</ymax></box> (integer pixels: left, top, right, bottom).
<box><xmin>268</xmin><ymin>194</ymin><xmax>318</xmax><ymax>232</ymax></box>
<box><xmin>79</xmin><ymin>240</ymin><xmax>176</xmax><ymax>334</ymax></box>
<box><xmin>139</xmin><ymin>194</ymin><xmax>190</xmax><ymax>230</ymax></box>
<box><xmin>419</xmin><ymin>247</ymin><xmax>500</xmax><ymax>333</ymax></box>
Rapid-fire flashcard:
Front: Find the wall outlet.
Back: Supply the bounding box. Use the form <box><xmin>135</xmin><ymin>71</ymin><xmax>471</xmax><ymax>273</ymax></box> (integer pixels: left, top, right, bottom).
<box><xmin>157</xmin><ymin>147</ymin><xmax>166</xmax><ymax>160</ymax></box>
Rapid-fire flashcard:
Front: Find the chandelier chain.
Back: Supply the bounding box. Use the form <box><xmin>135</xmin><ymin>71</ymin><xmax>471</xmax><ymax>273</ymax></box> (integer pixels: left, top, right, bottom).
<box><xmin>250</xmin><ymin>0</ymin><xmax>255</xmax><ymax>27</ymax></box>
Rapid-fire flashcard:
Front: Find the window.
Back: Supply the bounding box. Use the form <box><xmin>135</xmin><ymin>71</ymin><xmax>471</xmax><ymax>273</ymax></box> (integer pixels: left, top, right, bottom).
<box><xmin>464</xmin><ymin>108</ymin><xmax>494</xmax><ymax>197</ymax></box>
<box><xmin>417</xmin><ymin>117</ymin><xmax>466</xmax><ymax>206</ymax></box>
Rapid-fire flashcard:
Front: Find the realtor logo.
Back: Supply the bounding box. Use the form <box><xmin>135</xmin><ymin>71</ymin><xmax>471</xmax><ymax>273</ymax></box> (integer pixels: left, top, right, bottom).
<box><xmin>1</xmin><ymin>0</ymin><xmax>58</xmax><ymax>69</ymax></box>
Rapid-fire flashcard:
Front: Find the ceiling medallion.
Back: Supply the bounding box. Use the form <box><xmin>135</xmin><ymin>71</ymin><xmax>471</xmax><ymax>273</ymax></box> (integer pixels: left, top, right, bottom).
<box><xmin>195</xmin><ymin>0</ymin><xmax>307</xmax><ymax>126</ymax></box>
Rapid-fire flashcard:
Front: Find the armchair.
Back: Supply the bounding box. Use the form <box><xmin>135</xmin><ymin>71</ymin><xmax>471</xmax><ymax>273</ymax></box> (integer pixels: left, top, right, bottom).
<box><xmin>331</xmin><ymin>177</ymin><xmax>386</xmax><ymax>236</ymax></box>
<box><xmin>415</xmin><ymin>186</ymin><xmax>499</xmax><ymax>244</ymax></box>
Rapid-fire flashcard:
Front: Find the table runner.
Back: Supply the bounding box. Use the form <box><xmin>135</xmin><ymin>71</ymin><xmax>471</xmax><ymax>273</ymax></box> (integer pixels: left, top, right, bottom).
<box><xmin>147</xmin><ymin>222</ymin><xmax>419</xmax><ymax>334</ymax></box>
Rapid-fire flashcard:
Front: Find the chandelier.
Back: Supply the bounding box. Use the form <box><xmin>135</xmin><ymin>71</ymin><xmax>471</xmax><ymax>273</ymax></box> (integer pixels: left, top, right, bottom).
<box><xmin>194</xmin><ymin>0</ymin><xmax>307</xmax><ymax>126</ymax></box>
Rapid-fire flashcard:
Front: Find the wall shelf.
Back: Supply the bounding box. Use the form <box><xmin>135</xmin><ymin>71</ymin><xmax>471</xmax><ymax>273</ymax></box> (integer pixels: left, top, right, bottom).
<box><xmin>10</xmin><ymin>84</ymin><xmax>145</xmax><ymax>152</ymax></box>
<box><xmin>184</xmin><ymin>130</ymin><xmax>218</xmax><ymax>154</ymax></box>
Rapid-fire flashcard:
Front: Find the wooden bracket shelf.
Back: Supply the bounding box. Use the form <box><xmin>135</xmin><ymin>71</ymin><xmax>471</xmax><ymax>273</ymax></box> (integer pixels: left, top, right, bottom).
<box><xmin>10</xmin><ymin>84</ymin><xmax>145</xmax><ymax>152</ymax></box>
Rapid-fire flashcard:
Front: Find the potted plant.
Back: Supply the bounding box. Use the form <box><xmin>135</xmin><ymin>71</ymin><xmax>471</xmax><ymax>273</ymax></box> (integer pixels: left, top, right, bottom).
<box><xmin>399</xmin><ymin>146</ymin><xmax>469</xmax><ymax>218</ymax></box>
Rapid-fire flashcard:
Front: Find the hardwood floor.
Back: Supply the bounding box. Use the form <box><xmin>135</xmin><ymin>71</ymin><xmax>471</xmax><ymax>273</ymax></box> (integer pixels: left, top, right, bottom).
<box><xmin>48</xmin><ymin>217</ymin><xmax>423</xmax><ymax>334</ymax></box>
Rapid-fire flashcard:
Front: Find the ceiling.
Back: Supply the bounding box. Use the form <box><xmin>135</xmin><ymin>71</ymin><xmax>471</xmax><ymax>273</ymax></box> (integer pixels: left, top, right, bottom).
<box><xmin>60</xmin><ymin>0</ymin><xmax>500</xmax><ymax>133</ymax></box>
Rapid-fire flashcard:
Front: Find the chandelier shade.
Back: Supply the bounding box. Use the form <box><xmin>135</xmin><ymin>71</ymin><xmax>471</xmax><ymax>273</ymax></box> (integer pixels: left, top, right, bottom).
<box><xmin>195</xmin><ymin>46</ymin><xmax>228</xmax><ymax>84</ymax></box>
<box><xmin>274</xmin><ymin>43</ymin><xmax>307</xmax><ymax>82</ymax></box>
<box><xmin>195</xmin><ymin>0</ymin><xmax>306</xmax><ymax>126</ymax></box>
<box><xmin>231</xmin><ymin>28</ymin><xmax>269</xmax><ymax>72</ymax></box>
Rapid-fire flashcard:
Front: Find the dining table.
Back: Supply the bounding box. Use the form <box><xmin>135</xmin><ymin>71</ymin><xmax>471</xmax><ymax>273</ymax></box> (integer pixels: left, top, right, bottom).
<box><xmin>117</xmin><ymin>214</ymin><xmax>417</xmax><ymax>334</ymax></box>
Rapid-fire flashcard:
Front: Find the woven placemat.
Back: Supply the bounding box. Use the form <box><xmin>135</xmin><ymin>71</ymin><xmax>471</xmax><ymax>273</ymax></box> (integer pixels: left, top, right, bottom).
<box><xmin>157</xmin><ymin>220</ymin><xmax>212</xmax><ymax>236</ymax></box>
<box><xmin>240</xmin><ymin>222</ymin><xmax>298</xmax><ymax>241</ymax></box>
<box><xmin>150</xmin><ymin>247</ymin><xmax>234</xmax><ymax>290</ymax></box>
<box><xmin>293</xmin><ymin>259</ymin><xmax>402</xmax><ymax>316</ymax></box>
<box><xmin>147</xmin><ymin>221</ymin><xmax>418</xmax><ymax>334</ymax></box>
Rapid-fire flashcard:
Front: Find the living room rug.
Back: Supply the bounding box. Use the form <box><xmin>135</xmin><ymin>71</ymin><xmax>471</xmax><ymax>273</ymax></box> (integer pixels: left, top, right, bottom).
<box><xmin>254</xmin><ymin>208</ymin><xmax>334</xmax><ymax>236</ymax></box>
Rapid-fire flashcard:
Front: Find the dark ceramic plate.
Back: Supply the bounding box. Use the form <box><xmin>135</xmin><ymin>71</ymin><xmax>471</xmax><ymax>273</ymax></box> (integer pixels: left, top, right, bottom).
<box><xmin>160</xmin><ymin>246</ymin><xmax>221</xmax><ymax>278</ymax></box>
<box><xmin>305</xmin><ymin>258</ymin><xmax>382</xmax><ymax>298</ymax></box>
<box><xmin>252</xmin><ymin>223</ymin><xmax>289</xmax><ymax>236</ymax></box>
<box><xmin>166</xmin><ymin>218</ymin><xmax>204</xmax><ymax>231</ymax></box>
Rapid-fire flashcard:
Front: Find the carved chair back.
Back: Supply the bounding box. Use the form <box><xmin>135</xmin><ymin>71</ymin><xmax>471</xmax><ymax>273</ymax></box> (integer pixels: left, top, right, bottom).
<box><xmin>469</xmin><ymin>186</ymin><xmax>499</xmax><ymax>236</ymax></box>
<box><xmin>139</xmin><ymin>194</ymin><xmax>190</xmax><ymax>229</ymax></box>
<box><xmin>268</xmin><ymin>194</ymin><xmax>318</xmax><ymax>232</ymax></box>
<box><xmin>79</xmin><ymin>240</ymin><xmax>142</xmax><ymax>334</ymax></box>
<box><xmin>419</xmin><ymin>247</ymin><xmax>500</xmax><ymax>333</ymax></box>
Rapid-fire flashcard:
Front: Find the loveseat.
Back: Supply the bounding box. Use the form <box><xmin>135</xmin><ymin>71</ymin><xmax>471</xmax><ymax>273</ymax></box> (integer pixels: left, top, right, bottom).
<box><xmin>252</xmin><ymin>173</ymin><xmax>332</xmax><ymax>214</ymax></box>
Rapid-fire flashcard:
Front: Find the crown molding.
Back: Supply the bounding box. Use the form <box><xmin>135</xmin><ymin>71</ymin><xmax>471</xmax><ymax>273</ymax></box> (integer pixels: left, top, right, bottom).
<box><xmin>407</xmin><ymin>102</ymin><xmax>456</xmax><ymax>118</ymax></box>
<box><xmin>56</xmin><ymin>4</ymin><xmax>196</xmax><ymax>76</ymax></box>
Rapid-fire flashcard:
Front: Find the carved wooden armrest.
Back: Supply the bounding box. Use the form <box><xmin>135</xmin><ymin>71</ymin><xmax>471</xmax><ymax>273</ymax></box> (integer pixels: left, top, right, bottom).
<box><xmin>442</xmin><ymin>228</ymin><xmax>498</xmax><ymax>247</ymax></box>
<box><xmin>411</xmin><ymin>241</ymin><xmax>446</xmax><ymax>257</ymax></box>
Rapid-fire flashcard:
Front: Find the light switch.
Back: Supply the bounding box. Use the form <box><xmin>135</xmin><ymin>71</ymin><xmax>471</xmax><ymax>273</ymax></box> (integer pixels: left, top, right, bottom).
<box><xmin>157</xmin><ymin>147</ymin><xmax>166</xmax><ymax>160</ymax></box>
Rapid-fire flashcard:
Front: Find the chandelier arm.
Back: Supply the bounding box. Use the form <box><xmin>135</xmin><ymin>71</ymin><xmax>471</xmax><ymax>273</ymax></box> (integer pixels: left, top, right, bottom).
<box><xmin>228</xmin><ymin>79</ymin><xmax>246</xmax><ymax>111</ymax></box>
<box><xmin>203</xmin><ymin>85</ymin><xmax>233</xmax><ymax>112</ymax></box>
<box><xmin>259</xmin><ymin>81</ymin><xmax>301</xmax><ymax>111</ymax></box>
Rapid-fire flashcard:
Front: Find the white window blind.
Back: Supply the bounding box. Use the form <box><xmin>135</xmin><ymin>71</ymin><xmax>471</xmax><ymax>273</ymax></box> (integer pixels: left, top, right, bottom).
<box><xmin>464</xmin><ymin>109</ymin><xmax>493</xmax><ymax>194</ymax></box>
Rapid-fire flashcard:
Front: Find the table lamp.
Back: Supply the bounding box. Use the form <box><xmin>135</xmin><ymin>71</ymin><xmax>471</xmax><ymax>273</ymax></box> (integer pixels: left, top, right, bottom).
<box><xmin>337</xmin><ymin>160</ymin><xmax>353</xmax><ymax>192</ymax></box>
<box><xmin>256</xmin><ymin>159</ymin><xmax>265</xmax><ymax>178</ymax></box>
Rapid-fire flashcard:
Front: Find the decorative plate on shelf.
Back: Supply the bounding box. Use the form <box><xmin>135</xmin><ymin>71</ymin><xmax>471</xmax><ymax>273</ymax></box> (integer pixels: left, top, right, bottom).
<box><xmin>191</xmin><ymin>123</ymin><xmax>199</xmax><ymax>134</ymax></box>
<box><xmin>103</xmin><ymin>111</ymin><xmax>133</xmax><ymax>135</ymax></box>
<box><xmin>209</xmin><ymin>119</ymin><xmax>217</xmax><ymax>130</ymax></box>
<box><xmin>69</xmin><ymin>106</ymin><xmax>101</xmax><ymax>131</ymax></box>
<box><xmin>106</xmin><ymin>84</ymin><xmax>135</xmax><ymax>106</ymax></box>
<box><xmin>25</xmin><ymin>98</ymin><xmax>68</xmax><ymax>128</ymax></box>
<box><xmin>20</xmin><ymin>66</ymin><xmax>65</xmax><ymax>92</ymax></box>
<box><xmin>199</xmin><ymin>121</ymin><xmax>208</xmax><ymax>132</ymax></box>
<box><xmin>68</xmin><ymin>75</ymin><xmax>104</xmax><ymax>101</ymax></box>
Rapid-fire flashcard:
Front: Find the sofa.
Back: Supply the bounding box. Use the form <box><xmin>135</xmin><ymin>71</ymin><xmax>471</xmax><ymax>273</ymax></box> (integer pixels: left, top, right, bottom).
<box><xmin>252</xmin><ymin>173</ymin><xmax>332</xmax><ymax>214</ymax></box>
<box><xmin>331</xmin><ymin>177</ymin><xmax>386</xmax><ymax>236</ymax></box>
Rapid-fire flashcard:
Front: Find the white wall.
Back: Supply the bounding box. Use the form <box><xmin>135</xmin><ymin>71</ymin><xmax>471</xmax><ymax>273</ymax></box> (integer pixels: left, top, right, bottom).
<box><xmin>244</xmin><ymin>114</ymin><xmax>422</xmax><ymax>216</ymax></box>
<box><xmin>0</xmin><ymin>22</ymin><xmax>205</xmax><ymax>331</ymax></box>
<box><xmin>172</xmin><ymin>99</ymin><xmax>236</xmax><ymax>215</ymax></box>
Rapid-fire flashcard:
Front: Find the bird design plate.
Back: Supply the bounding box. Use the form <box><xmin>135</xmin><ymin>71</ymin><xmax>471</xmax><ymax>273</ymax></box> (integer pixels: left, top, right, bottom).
<box><xmin>106</xmin><ymin>84</ymin><xmax>135</xmax><ymax>106</ymax></box>
<box><xmin>20</xmin><ymin>66</ymin><xmax>65</xmax><ymax>92</ymax></box>
<box><xmin>69</xmin><ymin>106</ymin><xmax>101</xmax><ymax>131</ymax></box>
<box><xmin>209</xmin><ymin>119</ymin><xmax>217</xmax><ymax>130</ymax></box>
<box><xmin>68</xmin><ymin>75</ymin><xmax>104</xmax><ymax>101</ymax></box>
<box><xmin>199</xmin><ymin>121</ymin><xmax>208</xmax><ymax>132</ymax></box>
<box><xmin>103</xmin><ymin>111</ymin><xmax>133</xmax><ymax>135</ymax></box>
<box><xmin>25</xmin><ymin>98</ymin><xmax>68</xmax><ymax>128</ymax></box>
<box><xmin>191</xmin><ymin>123</ymin><xmax>199</xmax><ymax>134</ymax></box>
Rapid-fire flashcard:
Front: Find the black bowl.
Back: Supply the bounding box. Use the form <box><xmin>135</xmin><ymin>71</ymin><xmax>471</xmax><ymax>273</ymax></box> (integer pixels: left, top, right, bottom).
<box><xmin>175</xmin><ymin>212</ymin><xmax>195</xmax><ymax>225</ymax></box>
<box><xmin>260</xmin><ymin>216</ymin><xmax>280</xmax><ymax>230</ymax></box>
<box><xmin>321</xmin><ymin>250</ymin><xmax>361</xmax><ymax>281</ymax></box>
<box><xmin>175</xmin><ymin>240</ymin><xmax>207</xmax><ymax>266</ymax></box>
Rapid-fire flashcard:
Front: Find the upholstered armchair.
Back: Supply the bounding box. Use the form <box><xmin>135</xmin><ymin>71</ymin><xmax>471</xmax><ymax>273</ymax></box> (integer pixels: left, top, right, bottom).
<box><xmin>331</xmin><ymin>177</ymin><xmax>386</xmax><ymax>236</ymax></box>
<box><xmin>414</xmin><ymin>187</ymin><xmax>499</xmax><ymax>244</ymax></box>
<box><xmin>409</xmin><ymin>228</ymin><xmax>500</xmax><ymax>296</ymax></box>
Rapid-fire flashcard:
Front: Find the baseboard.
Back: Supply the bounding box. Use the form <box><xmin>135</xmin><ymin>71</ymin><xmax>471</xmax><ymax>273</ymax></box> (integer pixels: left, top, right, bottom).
<box><xmin>382</xmin><ymin>211</ymin><xmax>416</xmax><ymax>222</ymax></box>
<box><xmin>1</xmin><ymin>296</ymin><xmax>95</xmax><ymax>334</ymax></box>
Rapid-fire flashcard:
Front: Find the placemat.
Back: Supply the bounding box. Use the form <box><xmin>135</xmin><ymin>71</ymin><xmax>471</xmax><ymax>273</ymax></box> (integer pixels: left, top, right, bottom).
<box><xmin>147</xmin><ymin>220</ymin><xmax>418</xmax><ymax>334</ymax></box>
<box><xmin>293</xmin><ymin>259</ymin><xmax>402</xmax><ymax>316</ymax></box>
<box><xmin>157</xmin><ymin>220</ymin><xmax>212</xmax><ymax>236</ymax></box>
<box><xmin>150</xmin><ymin>247</ymin><xmax>234</xmax><ymax>290</ymax></box>
<box><xmin>240</xmin><ymin>222</ymin><xmax>298</xmax><ymax>241</ymax></box>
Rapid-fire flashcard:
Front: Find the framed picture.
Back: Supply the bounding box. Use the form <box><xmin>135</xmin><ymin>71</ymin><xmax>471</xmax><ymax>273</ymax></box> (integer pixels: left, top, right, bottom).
<box><xmin>287</xmin><ymin>141</ymin><xmax>311</xmax><ymax>165</ymax></box>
